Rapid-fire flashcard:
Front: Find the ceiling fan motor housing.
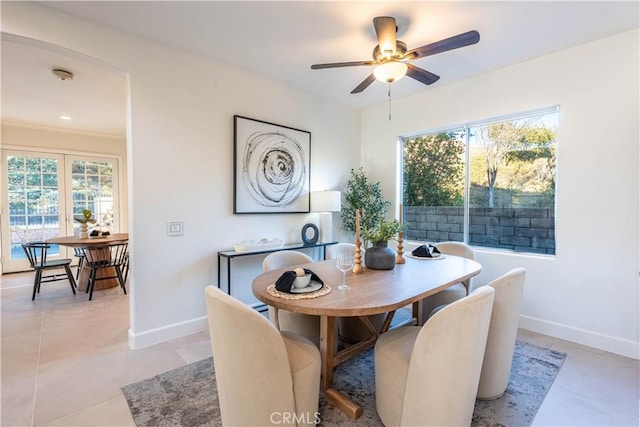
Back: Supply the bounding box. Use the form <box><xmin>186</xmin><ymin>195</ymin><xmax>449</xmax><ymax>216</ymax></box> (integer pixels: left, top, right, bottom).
<box><xmin>373</xmin><ymin>41</ymin><xmax>408</xmax><ymax>62</ymax></box>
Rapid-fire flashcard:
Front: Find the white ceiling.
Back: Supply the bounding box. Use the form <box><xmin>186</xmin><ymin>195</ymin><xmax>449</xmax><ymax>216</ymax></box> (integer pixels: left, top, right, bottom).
<box><xmin>2</xmin><ymin>1</ymin><xmax>638</xmax><ymax>137</ymax></box>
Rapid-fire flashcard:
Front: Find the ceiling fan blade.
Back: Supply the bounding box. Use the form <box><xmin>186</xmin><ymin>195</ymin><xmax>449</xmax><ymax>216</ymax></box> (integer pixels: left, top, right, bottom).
<box><xmin>351</xmin><ymin>74</ymin><xmax>376</xmax><ymax>94</ymax></box>
<box><xmin>311</xmin><ymin>61</ymin><xmax>376</xmax><ymax>70</ymax></box>
<box><xmin>373</xmin><ymin>16</ymin><xmax>397</xmax><ymax>55</ymax></box>
<box><xmin>408</xmin><ymin>30</ymin><xmax>480</xmax><ymax>59</ymax></box>
<box><xmin>406</xmin><ymin>63</ymin><xmax>440</xmax><ymax>85</ymax></box>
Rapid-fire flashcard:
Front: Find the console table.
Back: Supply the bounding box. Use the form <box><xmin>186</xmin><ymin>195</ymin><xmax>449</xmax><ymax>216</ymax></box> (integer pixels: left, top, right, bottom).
<box><xmin>217</xmin><ymin>241</ymin><xmax>338</xmax><ymax>301</ymax></box>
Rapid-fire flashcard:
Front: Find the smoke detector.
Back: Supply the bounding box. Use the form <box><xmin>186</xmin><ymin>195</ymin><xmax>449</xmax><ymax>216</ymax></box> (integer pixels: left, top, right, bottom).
<box><xmin>52</xmin><ymin>69</ymin><xmax>73</xmax><ymax>81</ymax></box>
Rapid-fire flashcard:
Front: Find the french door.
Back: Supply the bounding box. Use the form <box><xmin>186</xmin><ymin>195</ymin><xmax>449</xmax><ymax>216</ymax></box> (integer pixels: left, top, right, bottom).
<box><xmin>1</xmin><ymin>149</ymin><xmax>120</xmax><ymax>273</ymax></box>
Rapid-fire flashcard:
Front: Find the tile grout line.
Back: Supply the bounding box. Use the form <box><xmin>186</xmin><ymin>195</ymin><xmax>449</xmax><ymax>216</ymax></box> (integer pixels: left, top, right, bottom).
<box><xmin>31</xmin><ymin>303</ymin><xmax>46</xmax><ymax>427</ymax></box>
<box><xmin>168</xmin><ymin>339</ymin><xmax>190</xmax><ymax>365</ymax></box>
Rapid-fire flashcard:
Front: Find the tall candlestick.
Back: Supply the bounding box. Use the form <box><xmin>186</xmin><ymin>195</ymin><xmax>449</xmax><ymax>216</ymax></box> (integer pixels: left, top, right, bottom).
<box><xmin>399</xmin><ymin>203</ymin><xmax>403</xmax><ymax>226</ymax></box>
<box><xmin>355</xmin><ymin>209</ymin><xmax>360</xmax><ymax>242</ymax></box>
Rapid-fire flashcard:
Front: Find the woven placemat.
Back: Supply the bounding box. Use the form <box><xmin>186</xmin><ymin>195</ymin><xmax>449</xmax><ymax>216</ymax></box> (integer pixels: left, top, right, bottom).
<box><xmin>266</xmin><ymin>283</ymin><xmax>332</xmax><ymax>300</ymax></box>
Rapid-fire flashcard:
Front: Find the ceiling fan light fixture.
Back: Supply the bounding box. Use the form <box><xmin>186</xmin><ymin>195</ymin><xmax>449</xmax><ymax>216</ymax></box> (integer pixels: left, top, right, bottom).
<box><xmin>373</xmin><ymin>61</ymin><xmax>407</xmax><ymax>83</ymax></box>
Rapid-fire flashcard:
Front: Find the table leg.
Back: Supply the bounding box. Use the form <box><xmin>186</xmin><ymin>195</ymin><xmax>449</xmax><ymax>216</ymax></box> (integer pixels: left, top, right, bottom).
<box><xmin>217</xmin><ymin>254</ymin><xmax>221</xmax><ymax>290</ymax></box>
<box><xmin>319</xmin><ymin>315</ymin><xmax>335</xmax><ymax>390</ymax></box>
<box><xmin>413</xmin><ymin>300</ymin><xmax>423</xmax><ymax>326</ymax></box>
<box><xmin>319</xmin><ymin>315</ymin><xmax>364</xmax><ymax>420</ymax></box>
<box><xmin>226</xmin><ymin>258</ymin><xmax>232</xmax><ymax>295</ymax></box>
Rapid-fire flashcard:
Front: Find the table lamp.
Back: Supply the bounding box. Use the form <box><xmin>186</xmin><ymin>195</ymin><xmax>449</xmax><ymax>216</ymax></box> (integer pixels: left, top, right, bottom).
<box><xmin>311</xmin><ymin>190</ymin><xmax>342</xmax><ymax>243</ymax></box>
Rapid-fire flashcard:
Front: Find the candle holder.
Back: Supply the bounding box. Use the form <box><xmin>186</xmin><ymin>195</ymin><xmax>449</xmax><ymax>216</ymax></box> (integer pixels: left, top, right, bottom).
<box><xmin>396</xmin><ymin>231</ymin><xmax>405</xmax><ymax>264</ymax></box>
<box><xmin>353</xmin><ymin>239</ymin><xmax>364</xmax><ymax>274</ymax></box>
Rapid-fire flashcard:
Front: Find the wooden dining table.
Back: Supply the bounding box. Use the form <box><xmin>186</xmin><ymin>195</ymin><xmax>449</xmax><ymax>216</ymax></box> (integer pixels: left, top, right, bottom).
<box><xmin>252</xmin><ymin>255</ymin><xmax>482</xmax><ymax>419</ymax></box>
<box><xmin>46</xmin><ymin>233</ymin><xmax>129</xmax><ymax>292</ymax></box>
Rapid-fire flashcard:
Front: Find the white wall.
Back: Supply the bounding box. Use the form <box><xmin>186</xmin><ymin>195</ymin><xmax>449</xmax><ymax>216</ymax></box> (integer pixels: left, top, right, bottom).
<box><xmin>362</xmin><ymin>30</ymin><xmax>639</xmax><ymax>358</ymax></box>
<box><xmin>2</xmin><ymin>2</ymin><xmax>361</xmax><ymax>348</ymax></box>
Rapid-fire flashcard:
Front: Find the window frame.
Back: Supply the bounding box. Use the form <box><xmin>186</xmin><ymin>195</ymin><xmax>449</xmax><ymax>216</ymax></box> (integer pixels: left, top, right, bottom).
<box><xmin>399</xmin><ymin>105</ymin><xmax>559</xmax><ymax>256</ymax></box>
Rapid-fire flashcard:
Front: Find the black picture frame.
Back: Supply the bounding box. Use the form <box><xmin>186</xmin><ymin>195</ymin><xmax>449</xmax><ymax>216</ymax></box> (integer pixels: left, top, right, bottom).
<box><xmin>233</xmin><ymin>115</ymin><xmax>311</xmax><ymax>214</ymax></box>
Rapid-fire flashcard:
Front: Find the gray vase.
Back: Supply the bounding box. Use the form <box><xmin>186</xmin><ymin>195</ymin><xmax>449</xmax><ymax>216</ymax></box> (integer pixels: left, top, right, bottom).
<box><xmin>365</xmin><ymin>241</ymin><xmax>396</xmax><ymax>270</ymax></box>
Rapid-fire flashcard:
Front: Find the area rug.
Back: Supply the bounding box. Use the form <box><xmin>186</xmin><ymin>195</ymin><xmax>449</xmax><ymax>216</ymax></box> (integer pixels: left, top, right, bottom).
<box><xmin>122</xmin><ymin>340</ymin><xmax>566</xmax><ymax>427</ymax></box>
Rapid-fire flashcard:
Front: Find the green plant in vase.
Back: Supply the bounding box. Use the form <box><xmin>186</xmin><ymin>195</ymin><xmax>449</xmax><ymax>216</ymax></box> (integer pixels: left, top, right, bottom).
<box><xmin>74</xmin><ymin>209</ymin><xmax>97</xmax><ymax>238</ymax></box>
<box><xmin>361</xmin><ymin>218</ymin><xmax>403</xmax><ymax>270</ymax></box>
<box><xmin>361</xmin><ymin>219</ymin><xmax>402</xmax><ymax>245</ymax></box>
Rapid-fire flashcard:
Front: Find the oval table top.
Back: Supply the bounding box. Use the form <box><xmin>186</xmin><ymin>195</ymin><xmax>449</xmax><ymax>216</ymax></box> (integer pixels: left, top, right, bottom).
<box><xmin>46</xmin><ymin>233</ymin><xmax>129</xmax><ymax>247</ymax></box>
<box><xmin>252</xmin><ymin>255</ymin><xmax>482</xmax><ymax>317</ymax></box>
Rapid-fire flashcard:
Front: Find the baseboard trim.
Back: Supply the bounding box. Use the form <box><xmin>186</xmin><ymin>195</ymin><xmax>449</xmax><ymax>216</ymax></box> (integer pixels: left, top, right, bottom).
<box><xmin>126</xmin><ymin>312</ymin><xmax>640</xmax><ymax>359</ymax></box>
<box><xmin>519</xmin><ymin>314</ymin><xmax>639</xmax><ymax>360</ymax></box>
<box><xmin>128</xmin><ymin>316</ymin><xmax>208</xmax><ymax>350</ymax></box>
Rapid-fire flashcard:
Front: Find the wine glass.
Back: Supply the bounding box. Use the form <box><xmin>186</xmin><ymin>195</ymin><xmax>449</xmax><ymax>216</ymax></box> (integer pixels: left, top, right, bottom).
<box><xmin>336</xmin><ymin>252</ymin><xmax>354</xmax><ymax>290</ymax></box>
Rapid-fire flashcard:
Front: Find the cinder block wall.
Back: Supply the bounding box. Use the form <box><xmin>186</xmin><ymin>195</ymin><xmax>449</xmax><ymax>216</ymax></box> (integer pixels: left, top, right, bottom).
<box><xmin>404</xmin><ymin>206</ymin><xmax>555</xmax><ymax>254</ymax></box>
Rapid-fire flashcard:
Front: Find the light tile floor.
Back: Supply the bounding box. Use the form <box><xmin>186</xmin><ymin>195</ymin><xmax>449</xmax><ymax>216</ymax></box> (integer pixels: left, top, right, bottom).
<box><xmin>2</xmin><ymin>271</ymin><xmax>638</xmax><ymax>426</ymax></box>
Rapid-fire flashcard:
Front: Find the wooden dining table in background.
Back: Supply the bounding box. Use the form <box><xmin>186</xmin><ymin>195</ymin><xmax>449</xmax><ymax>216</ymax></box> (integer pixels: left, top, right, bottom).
<box><xmin>252</xmin><ymin>255</ymin><xmax>482</xmax><ymax>419</ymax></box>
<box><xmin>46</xmin><ymin>233</ymin><xmax>129</xmax><ymax>292</ymax></box>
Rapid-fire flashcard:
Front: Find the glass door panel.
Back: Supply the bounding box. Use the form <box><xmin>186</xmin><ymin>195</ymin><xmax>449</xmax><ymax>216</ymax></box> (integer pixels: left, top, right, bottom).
<box><xmin>1</xmin><ymin>151</ymin><xmax>66</xmax><ymax>272</ymax></box>
<box><xmin>67</xmin><ymin>156</ymin><xmax>119</xmax><ymax>236</ymax></box>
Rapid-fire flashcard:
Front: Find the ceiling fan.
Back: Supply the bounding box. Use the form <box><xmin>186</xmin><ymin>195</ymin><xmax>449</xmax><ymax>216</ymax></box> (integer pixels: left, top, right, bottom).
<box><xmin>311</xmin><ymin>16</ymin><xmax>480</xmax><ymax>94</ymax></box>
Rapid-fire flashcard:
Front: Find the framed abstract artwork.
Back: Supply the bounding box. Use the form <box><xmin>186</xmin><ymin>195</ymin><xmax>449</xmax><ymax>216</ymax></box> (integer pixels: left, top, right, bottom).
<box><xmin>233</xmin><ymin>115</ymin><xmax>311</xmax><ymax>214</ymax></box>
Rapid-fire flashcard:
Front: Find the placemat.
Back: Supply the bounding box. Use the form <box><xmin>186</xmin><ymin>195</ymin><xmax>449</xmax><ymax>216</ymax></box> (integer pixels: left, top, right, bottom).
<box><xmin>266</xmin><ymin>283</ymin><xmax>331</xmax><ymax>299</ymax></box>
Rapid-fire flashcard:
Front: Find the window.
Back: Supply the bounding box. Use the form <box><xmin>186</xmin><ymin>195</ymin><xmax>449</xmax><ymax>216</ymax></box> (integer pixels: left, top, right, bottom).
<box><xmin>402</xmin><ymin>107</ymin><xmax>558</xmax><ymax>255</ymax></box>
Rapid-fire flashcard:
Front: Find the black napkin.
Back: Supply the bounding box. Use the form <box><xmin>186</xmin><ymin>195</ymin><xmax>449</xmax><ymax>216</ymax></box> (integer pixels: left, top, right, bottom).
<box><xmin>411</xmin><ymin>244</ymin><xmax>441</xmax><ymax>258</ymax></box>
<box><xmin>275</xmin><ymin>268</ymin><xmax>324</xmax><ymax>293</ymax></box>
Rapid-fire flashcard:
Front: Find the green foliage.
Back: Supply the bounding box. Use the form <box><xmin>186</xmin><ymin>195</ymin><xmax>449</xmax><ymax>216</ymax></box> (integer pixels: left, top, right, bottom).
<box><xmin>341</xmin><ymin>168</ymin><xmax>390</xmax><ymax>243</ymax></box>
<box><xmin>74</xmin><ymin>209</ymin><xmax>97</xmax><ymax>224</ymax></box>
<box><xmin>361</xmin><ymin>219</ymin><xmax>402</xmax><ymax>243</ymax></box>
<box><xmin>403</xmin><ymin>132</ymin><xmax>464</xmax><ymax>206</ymax></box>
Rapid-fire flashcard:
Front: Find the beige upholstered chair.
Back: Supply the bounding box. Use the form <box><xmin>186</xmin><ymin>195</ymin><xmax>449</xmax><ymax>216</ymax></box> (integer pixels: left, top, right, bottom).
<box><xmin>421</xmin><ymin>241</ymin><xmax>475</xmax><ymax>323</ymax></box>
<box><xmin>477</xmin><ymin>268</ymin><xmax>526</xmax><ymax>400</ymax></box>
<box><xmin>325</xmin><ymin>242</ymin><xmax>356</xmax><ymax>261</ymax></box>
<box><xmin>263</xmin><ymin>251</ymin><xmax>321</xmax><ymax>347</ymax></box>
<box><xmin>375</xmin><ymin>286</ymin><xmax>495</xmax><ymax>427</ymax></box>
<box><xmin>205</xmin><ymin>286</ymin><xmax>320</xmax><ymax>426</ymax></box>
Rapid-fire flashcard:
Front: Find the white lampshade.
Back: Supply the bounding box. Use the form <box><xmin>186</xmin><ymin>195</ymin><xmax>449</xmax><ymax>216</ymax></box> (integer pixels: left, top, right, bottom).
<box><xmin>311</xmin><ymin>191</ymin><xmax>341</xmax><ymax>243</ymax></box>
<box><xmin>311</xmin><ymin>191</ymin><xmax>342</xmax><ymax>213</ymax></box>
<box><xmin>373</xmin><ymin>61</ymin><xmax>408</xmax><ymax>83</ymax></box>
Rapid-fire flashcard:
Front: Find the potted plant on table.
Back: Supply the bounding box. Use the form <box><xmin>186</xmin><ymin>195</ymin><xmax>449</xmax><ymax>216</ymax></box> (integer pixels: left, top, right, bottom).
<box><xmin>74</xmin><ymin>209</ymin><xmax>97</xmax><ymax>239</ymax></box>
<box><xmin>361</xmin><ymin>219</ymin><xmax>402</xmax><ymax>270</ymax></box>
<box><xmin>342</xmin><ymin>168</ymin><xmax>404</xmax><ymax>269</ymax></box>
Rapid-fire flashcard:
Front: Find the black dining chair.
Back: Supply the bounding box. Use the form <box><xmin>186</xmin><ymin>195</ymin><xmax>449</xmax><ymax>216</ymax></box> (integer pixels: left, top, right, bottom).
<box><xmin>122</xmin><ymin>250</ymin><xmax>130</xmax><ymax>283</ymax></box>
<box><xmin>73</xmin><ymin>246</ymin><xmax>85</xmax><ymax>279</ymax></box>
<box><xmin>22</xmin><ymin>242</ymin><xmax>77</xmax><ymax>300</ymax></box>
<box><xmin>79</xmin><ymin>242</ymin><xmax>128</xmax><ymax>300</ymax></box>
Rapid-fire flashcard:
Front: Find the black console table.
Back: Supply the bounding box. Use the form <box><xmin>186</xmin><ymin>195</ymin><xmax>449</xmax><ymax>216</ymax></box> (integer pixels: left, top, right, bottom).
<box><xmin>217</xmin><ymin>241</ymin><xmax>338</xmax><ymax>298</ymax></box>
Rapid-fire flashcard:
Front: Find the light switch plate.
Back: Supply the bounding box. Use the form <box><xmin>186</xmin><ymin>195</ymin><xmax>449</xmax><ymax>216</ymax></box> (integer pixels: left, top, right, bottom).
<box><xmin>167</xmin><ymin>221</ymin><xmax>184</xmax><ymax>236</ymax></box>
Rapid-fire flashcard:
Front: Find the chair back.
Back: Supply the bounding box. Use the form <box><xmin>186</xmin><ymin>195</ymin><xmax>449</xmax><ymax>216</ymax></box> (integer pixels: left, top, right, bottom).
<box><xmin>262</xmin><ymin>250</ymin><xmax>313</xmax><ymax>272</ymax></box>
<box><xmin>477</xmin><ymin>268</ymin><xmax>526</xmax><ymax>399</ymax></box>
<box><xmin>325</xmin><ymin>243</ymin><xmax>356</xmax><ymax>260</ymax></box>
<box><xmin>262</xmin><ymin>250</ymin><xmax>315</xmax><ymax>332</ymax></box>
<box><xmin>22</xmin><ymin>242</ymin><xmax>49</xmax><ymax>268</ymax></box>
<box><xmin>205</xmin><ymin>286</ymin><xmax>297</xmax><ymax>425</ymax></box>
<box><xmin>402</xmin><ymin>286</ymin><xmax>495</xmax><ymax>426</ymax></box>
<box><xmin>435</xmin><ymin>241</ymin><xmax>475</xmax><ymax>260</ymax></box>
<box><xmin>81</xmin><ymin>243</ymin><xmax>128</xmax><ymax>268</ymax></box>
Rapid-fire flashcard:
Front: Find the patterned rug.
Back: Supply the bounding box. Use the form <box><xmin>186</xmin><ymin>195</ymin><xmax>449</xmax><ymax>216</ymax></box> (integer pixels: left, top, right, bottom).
<box><xmin>122</xmin><ymin>340</ymin><xmax>566</xmax><ymax>427</ymax></box>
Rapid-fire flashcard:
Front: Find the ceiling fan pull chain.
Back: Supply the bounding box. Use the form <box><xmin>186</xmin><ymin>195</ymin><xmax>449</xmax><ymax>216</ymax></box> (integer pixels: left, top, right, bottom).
<box><xmin>388</xmin><ymin>83</ymin><xmax>392</xmax><ymax>120</ymax></box>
